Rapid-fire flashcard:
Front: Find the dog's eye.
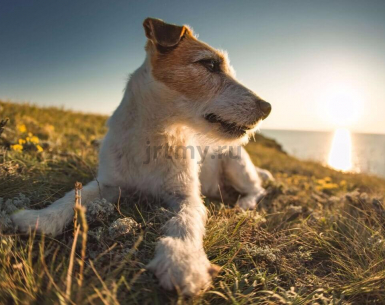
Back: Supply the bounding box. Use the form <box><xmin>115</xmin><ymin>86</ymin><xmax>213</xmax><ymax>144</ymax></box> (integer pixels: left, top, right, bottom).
<box><xmin>198</xmin><ymin>59</ymin><xmax>221</xmax><ymax>73</ymax></box>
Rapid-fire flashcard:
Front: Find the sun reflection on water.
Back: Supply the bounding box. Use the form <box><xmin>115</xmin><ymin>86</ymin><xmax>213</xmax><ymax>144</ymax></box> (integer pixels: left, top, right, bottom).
<box><xmin>328</xmin><ymin>128</ymin><xmax>353</xmax><ymax>172</ymax></box>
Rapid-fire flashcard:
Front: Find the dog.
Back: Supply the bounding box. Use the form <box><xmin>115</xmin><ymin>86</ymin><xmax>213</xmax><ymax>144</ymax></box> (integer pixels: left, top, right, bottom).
<box><xmin>12</xmin><ymin>18</ymin><xmax>272</xmax><ymax>296</ymax></box>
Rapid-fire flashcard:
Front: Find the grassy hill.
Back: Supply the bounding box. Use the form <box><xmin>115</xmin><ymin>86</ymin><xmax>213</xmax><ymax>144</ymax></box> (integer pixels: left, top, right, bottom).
<box><xmin>1</xmin><ymin>100</ymin><xmax>385</xmax><ymax>304</ymax></box>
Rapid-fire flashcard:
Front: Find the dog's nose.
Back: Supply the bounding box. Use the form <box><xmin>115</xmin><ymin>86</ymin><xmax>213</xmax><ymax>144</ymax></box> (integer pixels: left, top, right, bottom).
<box><xmin>258</xmin><ymin>100</ymin><xmax>271</xmax><ymax>119</ymax></box>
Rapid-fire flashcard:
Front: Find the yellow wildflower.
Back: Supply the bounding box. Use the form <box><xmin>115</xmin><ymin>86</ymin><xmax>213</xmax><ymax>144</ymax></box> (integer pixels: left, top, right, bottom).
<box><xmin>29</xmin><ymin>136</ymin><xmax>39</xmax><ymax>144</ymax></box>
<box><xmin>17</xmin><ymin>124</ymin><xmax>27</xmax><ymax>133</ymax></box>
<box><xmin>36</xmin><ymin>145</ymin><xmax>43</xmax><ymax>152</ymax></box>
<box><xmin>321</xmin><ymin>183</ymin><xmax>339</xmax><ymax>190</ymax></box>
<box><xmin>18</xmin><ymin>139</ymin><xmax>26</xmax><ymax>145</ymax></box>
<box><xmin>11</xmin><ymin>144</ymin><xmax>23</xmax><ymax>152</ymax></box>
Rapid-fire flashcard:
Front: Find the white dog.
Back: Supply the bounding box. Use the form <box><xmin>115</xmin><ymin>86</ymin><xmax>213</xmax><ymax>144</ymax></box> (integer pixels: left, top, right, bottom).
<box><xmin>12</xmin><ymin>18</ymin><xmax>272</xmax><ymax>296</ymax></box>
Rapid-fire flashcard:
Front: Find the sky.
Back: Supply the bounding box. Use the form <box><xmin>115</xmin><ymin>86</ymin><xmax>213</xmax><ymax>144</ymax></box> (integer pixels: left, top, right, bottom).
<box><xmin>1</xmin><ymin>0</ymin><xmax>385</xmax><ymax>134</ymax></box>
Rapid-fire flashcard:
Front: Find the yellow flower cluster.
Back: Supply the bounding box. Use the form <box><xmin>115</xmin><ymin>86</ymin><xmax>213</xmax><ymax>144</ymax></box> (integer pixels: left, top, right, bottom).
<box><xmin>11</xmin><ymin>144</ymin><xmax>23</xmax><ymax>152</ymax></box>
<box><xmin>26</xmin><ymin>134</ymin><xmax>40</xmax><ymax>145</ymax></box>
<box><xmin>17</xmin><ymin>123</ymin><xmax>27</xmax><ymax>133</ymax></box>
<box><xmin>316</xmin><ymin>177</ymin><xmax>339</xmax><ymax>192</ymax></box>
<box><xmin>11</xmin><ymin>127</ymin><xmax>43</xmax><ymax>153</ymax></box>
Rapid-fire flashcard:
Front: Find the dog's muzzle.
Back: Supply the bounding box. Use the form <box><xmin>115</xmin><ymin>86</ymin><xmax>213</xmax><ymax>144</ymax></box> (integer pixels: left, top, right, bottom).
<box><xmin>204</xmin><ymin>113</ymin><xmax>249</xmax><ymax>137</ymax></box>
<box><xmin>204</xmin><ymin>99</ymin><xmax>272</xmax><ymax>137</ymax></box>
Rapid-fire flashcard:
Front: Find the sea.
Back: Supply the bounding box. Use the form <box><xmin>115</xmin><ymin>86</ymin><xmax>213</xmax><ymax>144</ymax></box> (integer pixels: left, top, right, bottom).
<box><xmin>261</xmin><ymin>129</ymin><xmax>385</xmax><ymax>178</ymax></box>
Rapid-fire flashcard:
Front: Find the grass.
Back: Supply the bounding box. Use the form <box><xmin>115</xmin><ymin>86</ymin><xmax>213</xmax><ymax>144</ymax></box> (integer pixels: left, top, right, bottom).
<box><xmin>1</xmin><ymin>100</ymin><xmax>385</xmax><ymax>304</ymax></box>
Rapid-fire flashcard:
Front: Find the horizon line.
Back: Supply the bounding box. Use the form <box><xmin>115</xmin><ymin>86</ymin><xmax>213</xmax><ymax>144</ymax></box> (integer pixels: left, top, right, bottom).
<box><xmin>2</xmin><ymin>99</ymin><xmax>384</xmax><ymax>136</ymax></box>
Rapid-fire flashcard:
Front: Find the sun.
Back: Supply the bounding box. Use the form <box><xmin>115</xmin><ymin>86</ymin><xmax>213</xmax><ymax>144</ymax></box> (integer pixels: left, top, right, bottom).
<box><xmin>319</xmin><ymin>84</ymin><xmax>363</xmax><ymax>128</ymax></box>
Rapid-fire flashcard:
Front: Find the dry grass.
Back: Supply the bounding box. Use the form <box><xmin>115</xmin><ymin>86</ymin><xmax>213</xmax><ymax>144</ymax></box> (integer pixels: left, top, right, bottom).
<box><xmin>1</xmin><ymin>100</ymin><xmax>385</xmax><ymax>304</ymax></box>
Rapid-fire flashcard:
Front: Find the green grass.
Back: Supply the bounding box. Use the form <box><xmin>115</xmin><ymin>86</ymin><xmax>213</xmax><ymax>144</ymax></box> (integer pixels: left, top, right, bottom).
<box><xmin>1</xmin><ymin>100</ymin><xmax>385</xmax><ymax>304</ymax></box>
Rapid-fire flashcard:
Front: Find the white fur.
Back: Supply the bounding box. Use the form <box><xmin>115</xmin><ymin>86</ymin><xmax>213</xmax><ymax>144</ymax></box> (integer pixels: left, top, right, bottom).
<box><xmin>12</xmin><ymin>32</ymin><xmax>273</xmax><ymax>295</ymax></box>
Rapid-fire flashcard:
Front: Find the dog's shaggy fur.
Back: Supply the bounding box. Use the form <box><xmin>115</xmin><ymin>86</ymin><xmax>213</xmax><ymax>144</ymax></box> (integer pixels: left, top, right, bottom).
<box><xmin>12</xmin><ymin>18</ymin><xmax>272</xmax><ymax>295</ymax></box>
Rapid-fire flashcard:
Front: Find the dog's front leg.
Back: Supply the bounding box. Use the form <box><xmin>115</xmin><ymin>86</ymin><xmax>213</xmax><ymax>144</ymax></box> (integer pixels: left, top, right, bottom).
<box><xmin>147</xmin><ymin>192</ymin><xmax>218</xmax><ymax>296</ymax></box>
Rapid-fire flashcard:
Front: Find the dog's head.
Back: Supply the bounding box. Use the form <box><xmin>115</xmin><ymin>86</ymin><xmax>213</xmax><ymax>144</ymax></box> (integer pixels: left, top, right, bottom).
<box><xmin>143</xmin><ymin>18</ymin><xmax>271</xmax><ymax>144</ymax></box>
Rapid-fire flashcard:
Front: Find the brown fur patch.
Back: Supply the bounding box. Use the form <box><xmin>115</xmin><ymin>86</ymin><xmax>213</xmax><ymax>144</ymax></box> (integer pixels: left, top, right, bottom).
<box><xmin>149</xmin><ymin>30</ymin><xmax>234</xmax><ymax>101</ymax></box>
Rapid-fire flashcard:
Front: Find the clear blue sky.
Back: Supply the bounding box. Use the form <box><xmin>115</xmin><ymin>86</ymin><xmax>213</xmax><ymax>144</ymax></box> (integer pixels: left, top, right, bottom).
<box><xmin>1</xmin><ymin>0</ymin><xmax>385</xmax><ymax>133</ymax></box>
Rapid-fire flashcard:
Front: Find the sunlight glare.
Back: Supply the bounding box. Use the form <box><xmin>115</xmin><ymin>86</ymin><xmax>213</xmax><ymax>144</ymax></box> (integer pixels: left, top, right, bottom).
<box><xmin>328</xmin><ymin>128</ymin><xmax>353</xmax><ymax>172</ymax></box>
<box><xmin>320</xmin><ymin>84</ymin><xmax>363</xmax><ymax>127</ymax></box>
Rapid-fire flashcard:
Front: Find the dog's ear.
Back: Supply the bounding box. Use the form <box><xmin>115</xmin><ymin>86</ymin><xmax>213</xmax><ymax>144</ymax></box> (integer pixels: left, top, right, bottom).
<box><xmin>143</xmin><ymin>18</ymin><xmax>187</xmax><ymax>48</ymax></box>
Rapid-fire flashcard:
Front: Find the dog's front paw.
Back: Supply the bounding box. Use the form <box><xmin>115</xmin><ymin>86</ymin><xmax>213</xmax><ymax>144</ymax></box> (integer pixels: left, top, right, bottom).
<box><xmin>147</xmin><ymin>237</ymin><xmax>219</xmax><ymax>296</ymax></box>
<box><xmin>11</xmin><ymin>209</ymin><xmax>64</xmax><ymax>236</ymax></box>
<box><xmin>237</xmin><ymin>189</ymin><xmax>267</xmax><ymax>210</ymax></box>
